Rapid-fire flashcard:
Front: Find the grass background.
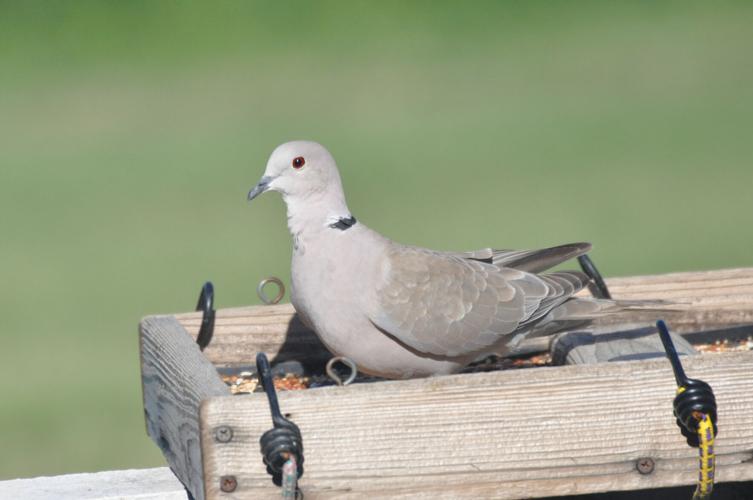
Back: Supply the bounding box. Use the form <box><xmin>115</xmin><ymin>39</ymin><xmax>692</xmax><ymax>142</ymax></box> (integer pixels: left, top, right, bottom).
<box><xmin>1</xmin><ymin>1</ymin><xmax>752</xmax><ymax>479</ymax></box>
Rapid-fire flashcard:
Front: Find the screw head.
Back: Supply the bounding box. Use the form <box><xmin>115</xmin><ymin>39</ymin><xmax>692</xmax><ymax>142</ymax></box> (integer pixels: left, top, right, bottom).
<box><xmin>220</xmin><ymin>475</ymin><xmax>237</xmax><ymax>492</ymax></box>
<box><xmin>214</xmin><ymin>425</ymin><xmax>233</xmax><ymax>443</ymax></box>
<box><xmin>636</xmin><ymin>457</ymin><xmax>655</xmax><ymax>475</ymax></box>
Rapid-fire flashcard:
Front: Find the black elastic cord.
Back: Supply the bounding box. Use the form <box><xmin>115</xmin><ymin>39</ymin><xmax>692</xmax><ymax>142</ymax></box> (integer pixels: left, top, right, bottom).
<box><xmin>257</xmin><ymin>353</ymin><xmax>305</xmax><ymax>486</ymax></box>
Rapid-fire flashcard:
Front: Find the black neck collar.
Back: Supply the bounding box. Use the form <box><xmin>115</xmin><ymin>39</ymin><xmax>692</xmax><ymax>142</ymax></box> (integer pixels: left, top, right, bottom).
<box><xmin>329</xmin><ymin>216</ymin><xmax>357</xmax><ymax>231</ymax></box>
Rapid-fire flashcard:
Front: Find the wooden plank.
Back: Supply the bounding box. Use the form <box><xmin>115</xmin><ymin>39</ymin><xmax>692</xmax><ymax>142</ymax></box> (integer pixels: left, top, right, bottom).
<box><xmin>0</xmin><ymin>468</ymin><xmax>188</xmax><ymax>500</ymax></box>
<box><xmin>174</xmin><ymin>303</ymin><xmax>330</xmax><ymax>368</ymax></box>
<box><xmin>174</xmin><ymin>267</ymin><xmax>753</xmax><ymax>367</ymax></box>
<box><xmin>140</xmin><ymin>316</ymin><xmax>230</xmax><ymax>500</ymax></box>
<box><xmin>199</xmin><ymin>350</ymin><xmax>753</xmax><ymax>499</ymax></box>
<box><xmin>584</xmin><ymin>267</ymin><xmax>753</xmax><ymax>331</ymax></box>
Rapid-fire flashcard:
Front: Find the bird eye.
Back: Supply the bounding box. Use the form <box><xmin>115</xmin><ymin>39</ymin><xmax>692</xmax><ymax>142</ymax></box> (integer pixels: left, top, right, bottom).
<box><xmin>292</xmin><ymin>156</ymin><xmax>305</xmax><ymax>169</ymax></box>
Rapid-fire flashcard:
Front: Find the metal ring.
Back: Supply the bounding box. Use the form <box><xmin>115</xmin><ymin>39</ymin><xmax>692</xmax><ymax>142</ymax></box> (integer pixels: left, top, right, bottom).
<box><xmin>257</xmin><ymin>277</ymin><xmax>285</xmax><ymax>305</ymax></box>
<box><xmin>325</xmin><ymin>356</ymin><xmax>357</xmax><ymax>386</ymax></box>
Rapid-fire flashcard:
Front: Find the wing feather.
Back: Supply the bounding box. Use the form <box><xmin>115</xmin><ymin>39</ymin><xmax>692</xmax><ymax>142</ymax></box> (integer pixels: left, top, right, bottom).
<box><xmin>452</xmin><ymin>242</ymin><xmax>591</xmax><ymax>272</ymax></box>
<box><xmin>371</xmin><ymin>245</ymin><xmax>589</xmax><ymax>357</ymax></box>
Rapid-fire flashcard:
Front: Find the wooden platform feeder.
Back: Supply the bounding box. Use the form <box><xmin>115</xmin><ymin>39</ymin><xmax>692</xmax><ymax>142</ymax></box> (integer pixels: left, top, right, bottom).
<box><xmin>140</xmin><ymin>267</ymin><xmax>753</xmax><ymax>499</ymax></box>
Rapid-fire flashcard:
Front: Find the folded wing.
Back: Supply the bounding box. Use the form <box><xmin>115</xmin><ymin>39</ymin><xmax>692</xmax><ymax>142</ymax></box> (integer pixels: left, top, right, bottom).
<box><xmin>456</xmin><ymin>242</ymin><xmax>592</xmax><ymax>272</ymax></box>
<box><xmin>371</xmin><ymin>245</ymin><xmax>590</xmax><ymax>357</ymax></box>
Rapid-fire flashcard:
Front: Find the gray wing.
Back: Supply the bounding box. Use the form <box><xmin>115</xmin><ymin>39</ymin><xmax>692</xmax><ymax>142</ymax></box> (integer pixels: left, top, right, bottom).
<box><xmin>370</xmin><ymin>245</ymin><xmax>589</xmax><ymax>357</ymax></box>
<box><xmin>454</xmin><ymin>242</ymin><xmax>592</xmax><ymax>273</ymax></box>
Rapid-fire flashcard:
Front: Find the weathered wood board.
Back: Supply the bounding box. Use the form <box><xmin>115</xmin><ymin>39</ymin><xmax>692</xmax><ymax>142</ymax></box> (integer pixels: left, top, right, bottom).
<box><xmin>0</xmin><ymin>468</ymin><xmax>188</xmax><ymax>500</ymax></box>
<box><xmin>140</xmin><ymin>316</ymin><xmax>230</xmax><ymax>500</ymax></box>
<box><xmin>173</xmin><ymin>267</ymin><xmax>753</xmax><ymax>367</ymax></box>
<box><xmin>140</xmin><ymin>267</ymin><xmax>753</xmax><ymax>499</ymax></box>
<box><xmin>200</xmin><ymin>350</ymin><xmax>753</xmax><ymax>499</ymax></box>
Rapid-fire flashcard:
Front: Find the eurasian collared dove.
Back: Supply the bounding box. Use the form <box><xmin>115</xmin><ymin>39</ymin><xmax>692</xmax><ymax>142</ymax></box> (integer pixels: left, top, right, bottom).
<box><xmin>248</xmin><ymin>141</ymin><xmax>627</xmax><ymax>379</ymax></box>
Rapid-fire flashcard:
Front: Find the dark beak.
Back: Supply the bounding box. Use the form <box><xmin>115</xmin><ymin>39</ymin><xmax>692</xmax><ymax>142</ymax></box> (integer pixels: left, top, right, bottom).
<box><xmin>247</xmin><ymin>176</ymin><xmax>272</xmax><ymax>201</ymax></box>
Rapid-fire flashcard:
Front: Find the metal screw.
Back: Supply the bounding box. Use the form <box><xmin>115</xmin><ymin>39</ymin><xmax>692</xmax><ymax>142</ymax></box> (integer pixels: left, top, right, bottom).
<box><xmin>636</xmin><ymin>457</ymin><xmax>655</xmax><ymax>475</ymax></box>
<box><xmin>214</xmin><ymin>425</ymin><xmax>233</xmax><ymax>443</ymax></box>
<box><xmin>220</xmin><ymin>475</ymin><xmax>237</xmax><ymax>493</ymax></box>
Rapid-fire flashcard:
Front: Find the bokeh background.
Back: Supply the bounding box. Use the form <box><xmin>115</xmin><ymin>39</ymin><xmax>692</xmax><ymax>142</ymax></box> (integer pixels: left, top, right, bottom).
<box><xmin>1</xmin><ymin>1</ymin><xmax>752</xmax><ymax>479</ymax></box>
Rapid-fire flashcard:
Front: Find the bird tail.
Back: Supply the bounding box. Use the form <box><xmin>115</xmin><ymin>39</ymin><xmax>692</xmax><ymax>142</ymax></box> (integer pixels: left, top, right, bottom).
<box><xmin>559</xmin><ymin>297</ymin><xmax>686</xmax><ymax>319</ymax></box>
<box><xmin>522</xmin><ymin>296</ymin><xmax>686</xmax><ymax>340</ymax></box>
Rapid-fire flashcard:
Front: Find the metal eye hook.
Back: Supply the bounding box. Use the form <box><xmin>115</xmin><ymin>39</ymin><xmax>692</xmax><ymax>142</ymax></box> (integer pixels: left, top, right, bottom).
<box><xmin>195</xmin><ymin>281</ymin><xmax>215</xmax><ymax>351</ymax></box>
<box><xmin>326</xmin><ymin>356</ymin><xmax>358</xmax><ymax>386</ymax></box>
<box><xmin>258</xmin><ymin>277</ymin><xmax>286</xmax><ymax>305</ymax></box>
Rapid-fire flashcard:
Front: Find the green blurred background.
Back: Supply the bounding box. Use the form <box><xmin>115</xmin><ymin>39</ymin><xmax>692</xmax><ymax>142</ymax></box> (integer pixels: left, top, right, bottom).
<box><xmin>1</xmin><ymin>1</ymin><xmax>752</xmax><ymax>479</ymax></box>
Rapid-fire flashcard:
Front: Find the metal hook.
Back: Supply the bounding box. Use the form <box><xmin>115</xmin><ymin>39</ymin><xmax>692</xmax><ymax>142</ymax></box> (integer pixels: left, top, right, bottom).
<box><xmin>325</xmin><ymin>356</ymin><xmax>358</xmax><ymax>386</ymax></box>
<box><xmin>656</xmin><ymin>320</ymin><xmax>688</xmax><ymax>387</ymax></box>
<box><xmin>195</xmin><ymin>281</ymin><xmax>215</xmax><ymax>351</ymax></box>
<box><xmin>656</xmin><ymin>320</ymin><xmax>718</xmax><ymax>444</ymax></box>
<box><xmin>258</xmin><ymin>277</ymin><xmax>286</xmax><ymax>305</ymax></box>
<box><xmin>577</xmin><ymin>254</ymin><xmax>612</xmax><ymax>300</ymax></box>
<box><xmin>256</xmin><ymin>352</ymin><xmax>305</xmax><ymax>487</ymax></box>
<box><xmin>257</xmin><ymin>352</ymin><xmax>285</xmax><ymax>425</ymax></box>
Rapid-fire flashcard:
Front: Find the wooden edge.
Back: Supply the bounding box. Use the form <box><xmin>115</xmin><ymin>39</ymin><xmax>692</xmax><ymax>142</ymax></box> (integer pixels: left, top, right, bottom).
<box><xmin>199</xmin><ymin>350</ymin><xmax>753</xmax><ymax>499</ymax></box>
<box><xmin>0</xmin><ymin>467</ymin><xmax>188</xmax><ymax>500</ymax></box>
<box><xmin>139</xmin><ymin>315</ymin><xmax>230</xmax><ymax>500</ymax></box>
<box><xmin>163</xmin><ymin>267</ymin><xmax>753</xmax><ymax>367</ymax></box>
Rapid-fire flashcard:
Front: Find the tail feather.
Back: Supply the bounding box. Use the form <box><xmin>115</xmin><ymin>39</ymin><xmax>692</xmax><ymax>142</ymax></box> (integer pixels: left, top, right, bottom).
<box><xmin>521</xmin><ymin>297</ymin><xmax>685</xmax><ymax>340</ymax></box>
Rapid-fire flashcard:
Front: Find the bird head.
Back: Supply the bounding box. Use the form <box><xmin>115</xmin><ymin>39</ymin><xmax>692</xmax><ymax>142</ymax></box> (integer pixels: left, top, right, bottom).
<box><xmin>248</xmin><ymin>141</ymin><xmax>344</xmax><ymax>203</ymax></box>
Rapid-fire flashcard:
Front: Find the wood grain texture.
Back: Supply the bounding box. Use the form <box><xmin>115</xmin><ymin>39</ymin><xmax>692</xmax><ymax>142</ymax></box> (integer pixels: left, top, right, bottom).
<box><xmin>174</xmin><ymin>304</ymin><xmax>329</xmax><ymax>368</ymax></box>
<box><xmin>140</xmin><ymin>316</ymin><xmax>230</xmax><ymax>500</ymax></box>
<box><xmin>0</xmin><ymin>468</ymin><xmax>188</xmax><ymax>500</ymax></box>
<box><xmin>581</xmin><ymin>267</ymin><xmax>753</xmax><ymax>331</ymax></box>
<box><xmin>174</xmin><ymin>267</ymin><xmax>753</xmax><ymax>367</ymax></box>
<box><xmin>199</xmin><ymin>350</ymin><xmax>753</xmax><ymax>499</ymax></box>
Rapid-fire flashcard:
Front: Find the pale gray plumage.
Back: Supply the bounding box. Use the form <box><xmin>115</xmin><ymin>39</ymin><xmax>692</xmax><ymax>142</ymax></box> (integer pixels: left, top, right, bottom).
<box><xmin>371</xmin><ymin>246</ymin><xmax>589</xmax><ymax>358</ymax></box>
<box><xmin>248</xmin><ymin>141</ymin><xmax>622</xmax><ymax>379</ymax></box>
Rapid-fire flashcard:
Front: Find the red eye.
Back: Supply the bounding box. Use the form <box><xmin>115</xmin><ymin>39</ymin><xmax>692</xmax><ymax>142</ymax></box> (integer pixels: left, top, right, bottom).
<box><xmin>292</xmin><ymin>156</ymin><xmax>305</xmax><ymax>169</ymax></box>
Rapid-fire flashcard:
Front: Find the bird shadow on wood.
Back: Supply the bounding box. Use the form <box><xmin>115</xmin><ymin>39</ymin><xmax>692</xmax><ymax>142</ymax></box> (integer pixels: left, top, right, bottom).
<box><xmin>270</xmin><ymin>313</ymin><xmax>333</xmax><ymax>373</ymax></box>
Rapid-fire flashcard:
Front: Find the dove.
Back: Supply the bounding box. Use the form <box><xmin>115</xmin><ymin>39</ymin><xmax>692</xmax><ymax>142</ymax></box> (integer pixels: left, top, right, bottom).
<box><xmin>248</xmin><ymin>141</ymin><xmax>621</xmax><ymax>379</ymax></box>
